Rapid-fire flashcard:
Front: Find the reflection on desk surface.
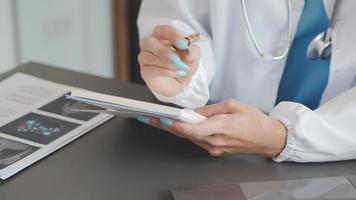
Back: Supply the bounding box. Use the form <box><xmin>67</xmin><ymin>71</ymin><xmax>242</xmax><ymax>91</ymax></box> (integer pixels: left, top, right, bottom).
<box><xmin>240</xmin><ymin>177</ymin><xmax>356</xmax><ymax>200</ymax></box>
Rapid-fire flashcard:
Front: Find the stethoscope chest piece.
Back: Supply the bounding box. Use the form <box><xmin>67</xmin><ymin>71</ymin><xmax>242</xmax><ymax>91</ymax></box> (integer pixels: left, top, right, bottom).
<box><xmin>307</xmin><ymin>32</ymin><xmax>332</xmax><ymax>60</ymax></box>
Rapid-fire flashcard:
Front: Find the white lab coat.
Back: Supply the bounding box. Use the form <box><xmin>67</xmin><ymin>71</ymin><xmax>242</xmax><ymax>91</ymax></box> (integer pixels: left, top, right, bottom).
<box><xmin>137</xmin><ymin>0</ymin><xmax>356</xmax><ymax>162</ymax></box>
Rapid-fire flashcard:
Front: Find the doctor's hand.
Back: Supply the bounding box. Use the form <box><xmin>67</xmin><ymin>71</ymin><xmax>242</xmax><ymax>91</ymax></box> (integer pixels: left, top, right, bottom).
<box><xmin>143</xmin><ymin>99</ymin><xmax>288</xmax><ymax>158</ymax></box>
<box><xmin>138</xmin><ymin>25</ymin><xmax>201</xmax><ymax>97</ymax></box>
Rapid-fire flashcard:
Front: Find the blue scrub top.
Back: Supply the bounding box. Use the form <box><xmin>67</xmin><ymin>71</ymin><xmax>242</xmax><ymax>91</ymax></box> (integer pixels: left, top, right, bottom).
<box><xmin>275</xmin><ymin>0</ymin><xmax>330</xmax><ymax>110</ymax></box>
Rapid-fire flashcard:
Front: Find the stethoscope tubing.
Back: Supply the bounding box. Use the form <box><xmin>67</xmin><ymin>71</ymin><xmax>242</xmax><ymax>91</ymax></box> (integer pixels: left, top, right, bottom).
<box><xmin>240</xmin><ymin>0</ymin><xmax>293</xmax><ymax>60</ymax></box>
<box><xmin>241</xmin><ymin>0</ymin><xmax>341</xmax><ymax>61</ymax></box>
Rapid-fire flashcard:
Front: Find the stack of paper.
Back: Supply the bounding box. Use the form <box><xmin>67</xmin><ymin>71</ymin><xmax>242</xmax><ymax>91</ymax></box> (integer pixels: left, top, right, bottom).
<box><xmin>0</xmin><ymin>73</ymin><xmax>112</xmax><ymax>180</ymax></box>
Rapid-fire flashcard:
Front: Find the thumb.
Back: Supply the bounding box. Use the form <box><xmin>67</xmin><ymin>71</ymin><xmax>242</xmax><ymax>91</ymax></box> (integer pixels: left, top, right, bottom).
<box><xmin>195</xmin><ymin>99</ymin><xmax>242</xmax><ymax>117</ymax></box>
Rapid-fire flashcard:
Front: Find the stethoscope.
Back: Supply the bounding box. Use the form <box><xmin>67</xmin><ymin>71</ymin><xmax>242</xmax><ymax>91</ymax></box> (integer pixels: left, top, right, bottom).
<box><xmin>240</xmin><ymin>0</ymin><xmax>342</xmax><ymax>61</ymax></box>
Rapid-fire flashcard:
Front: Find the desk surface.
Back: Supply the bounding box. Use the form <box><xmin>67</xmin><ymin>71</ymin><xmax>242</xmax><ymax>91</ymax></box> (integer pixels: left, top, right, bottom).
<box><xmin>1</xmin><ymin>63</ymin><xmax>356</xmax><ymax>200</ymax></box>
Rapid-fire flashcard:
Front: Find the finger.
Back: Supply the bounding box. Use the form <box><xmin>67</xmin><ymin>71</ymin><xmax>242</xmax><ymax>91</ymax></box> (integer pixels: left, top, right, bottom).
<box><xmin>138</xmin><ymin>51</ymin><xmax>182</xmax><ymax>71</ymax></box>
<box><xmin>178</xmin><ymin>44</ymin><xmax>201</xmax><ymax>64</ymax></box>
<box><xmin>140</xmin><ymin>36</ymin><xmax>172</xmax><ymax>62</ymax></box>
<box><xmin>191</xmin><ymin>140</ymin><xmax>226</xmax><ymax>157</ymax></box>
<box><xmin>141</xmin><ymin>65</ymin><xmax>187</xmax><ymax>78</ymax></box>
<box><xmin>169</xmin><ymin>118</ymin><xmax>222</xmax><ymax>139</ymax></box>
<box><xmin>138</xmin><ymin>51</ymin><xmax>188</xmax><ymax>78</ymax></box>
<box><xmin>152</xmin><ymin>25</ymin><xmax>189</xmax><ymax>50</ymax></box>
<box><xmin>148</xmin><ymin>117</ymin><xmax>192</xmax><ymax>139</ymax></box>
<box><xmin>149</xmin><ymin>117</ymin><xmax>177</xmax><ymax>133</ymax></box>
<box><xmin>138</xmin><ymin>51</ymin><xmax>188</xmax><ymax>77</ymax></box>
<box><xmin>200</xmin><ymin>134</ymin><xmax>237</xmax><ymax>148</ymax></box>
<box><xmin>138</xmin><ymin>51</ymin><xmax>171</xmax><ymax>68</ymax></box>
<box><xmin>195</xmin><ymin>99</ymin><xmax>244</xmax><ymax>117</ymax></box>
<box><xmin>140</xmin><ymin>37</ymin><xmax>190</xmax><ymax>72</ymax></box>
<box><xmin>202</xmin><ymin>137</ymin><xmax>257</xmax><ymax>155</ymax></box>
<box><xmin>189</xmin><ymin>140</ymin><xmax>222</xmax><ymax>156</ymax></box>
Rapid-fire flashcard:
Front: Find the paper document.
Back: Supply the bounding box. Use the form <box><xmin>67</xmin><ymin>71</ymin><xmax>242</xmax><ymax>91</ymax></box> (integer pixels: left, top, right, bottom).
<box><xmin>0</xmin><ymin>73</ymin><xmax>112</xmax><ymax>180</ymax></box>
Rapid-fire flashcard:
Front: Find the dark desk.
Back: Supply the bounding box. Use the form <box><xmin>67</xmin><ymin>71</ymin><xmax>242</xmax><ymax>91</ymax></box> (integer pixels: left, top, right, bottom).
<box><xmin>1</xmin><ymin>63</ymin><xmax>356</xmax><ymax>200</ymax></box>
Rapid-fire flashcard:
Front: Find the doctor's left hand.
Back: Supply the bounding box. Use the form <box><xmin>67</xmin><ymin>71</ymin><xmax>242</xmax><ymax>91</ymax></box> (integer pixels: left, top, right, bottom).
<box><xmin>142</xmin><ymin>99</ymin><xmax>288</xmax><ymax>158</ymax></box>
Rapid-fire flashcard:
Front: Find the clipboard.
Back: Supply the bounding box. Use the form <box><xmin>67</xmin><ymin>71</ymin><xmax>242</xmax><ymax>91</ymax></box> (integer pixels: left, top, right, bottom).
<box><xmin>65</xmin><ymin>90</ymin><xmax>207</xmax><ymax>124</ymax></box>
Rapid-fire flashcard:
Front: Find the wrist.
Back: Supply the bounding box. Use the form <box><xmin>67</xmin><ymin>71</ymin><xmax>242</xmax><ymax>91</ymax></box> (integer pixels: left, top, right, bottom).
<box><xmin>266</xmin><ymin>118</ymin><xmax>288</xmax><ymax>158</ymax></box>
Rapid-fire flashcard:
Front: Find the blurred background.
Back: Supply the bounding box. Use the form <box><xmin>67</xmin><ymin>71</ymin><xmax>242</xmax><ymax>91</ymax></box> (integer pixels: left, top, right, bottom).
<box><xmin>0</xmin><ymin>0</ymin><xmax>143</xmax><ymax>82</ymax></box>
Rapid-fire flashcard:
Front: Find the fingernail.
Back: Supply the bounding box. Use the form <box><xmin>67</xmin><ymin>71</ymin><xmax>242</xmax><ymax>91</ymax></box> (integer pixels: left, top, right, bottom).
<box><xmin>168</xmin><ymin>54</ymin><xmax>190</xmax><ymax>71</ymax></box>
<box><xmin>176</xmin><ymin>39</ymin><xmax>189</xmax><ymax>49</ymax></box>
<box><xmin>160</xmin><ymin>117</ymin><xmax>173</xmax><ymax>126</ymax></box>
<box><xmin>176</xmin><ymin>70</ymin><xmax>187</xmax><ymax>77</ymax></box>
<box><xmin>137</xmin><ymin>116</ymin><xmax>149</xmax><ymax>124</ymax></box>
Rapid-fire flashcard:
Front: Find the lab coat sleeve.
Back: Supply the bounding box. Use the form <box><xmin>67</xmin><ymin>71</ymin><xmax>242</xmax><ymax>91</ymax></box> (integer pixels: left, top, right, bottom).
<box><xmin>270</xmin><ymin>86</ymin><xmax>356</xmax><ymax>162</ymax></box>
<box><xmin>137</xmin><ymin>0</ymin><xmax>216</xmax><ymax>109</ymax></box>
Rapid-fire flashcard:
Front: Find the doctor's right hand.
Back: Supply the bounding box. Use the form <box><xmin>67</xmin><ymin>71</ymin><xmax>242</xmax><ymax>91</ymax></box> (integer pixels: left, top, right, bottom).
<box><xmin>138</xmin><ymin>25</ymin><xmax>201</xmax><ymax>97</ymax></box>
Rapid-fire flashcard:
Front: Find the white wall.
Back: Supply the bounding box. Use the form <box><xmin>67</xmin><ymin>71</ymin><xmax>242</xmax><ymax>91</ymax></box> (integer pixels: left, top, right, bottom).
<box><xmin>16</xmin><ymin>0</ymin><xmax>114</xmax><ymax>77</ymax></box>
<box><xmin>0</xmin><ymin>0</ymin><xmax>17</xmax><ymax>73</ymax></box>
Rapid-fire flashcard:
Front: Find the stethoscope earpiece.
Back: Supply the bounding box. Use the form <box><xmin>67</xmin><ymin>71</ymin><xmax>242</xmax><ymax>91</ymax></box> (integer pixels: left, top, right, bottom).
<box><xmin>307</xmin><ymin>32</ymin><xmax>332</xmax><ymax>60</ymax></box>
